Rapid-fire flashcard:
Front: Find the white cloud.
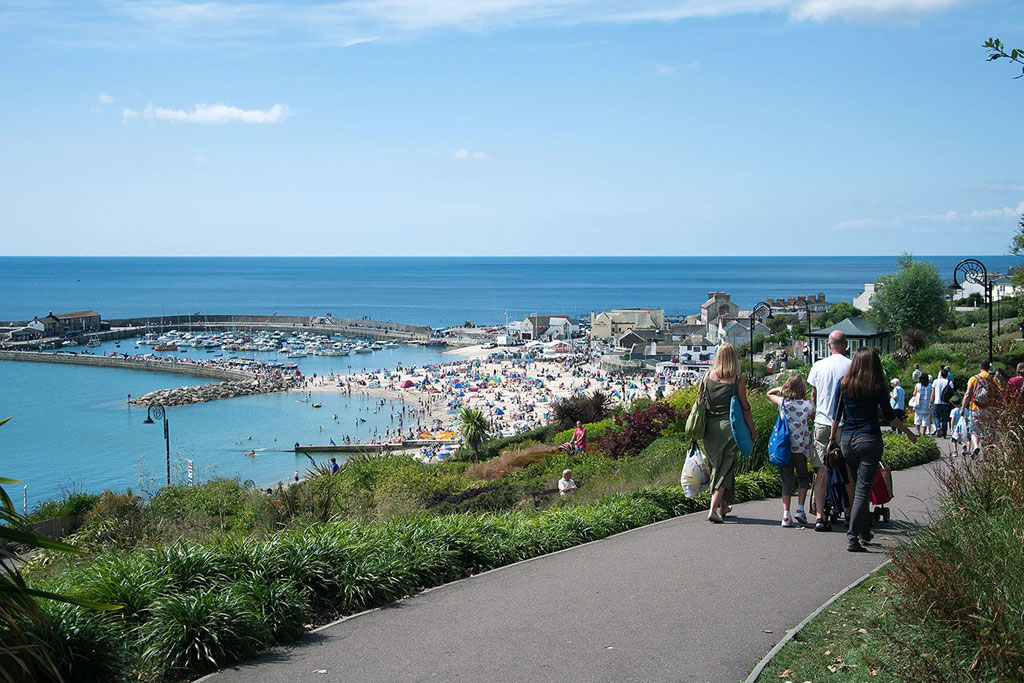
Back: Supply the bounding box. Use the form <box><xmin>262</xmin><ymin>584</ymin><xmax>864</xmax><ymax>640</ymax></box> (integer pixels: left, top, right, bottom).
<box><xmin>975</xmin><ymin>182</ymin><xmax>1024</xmax><ymax>192</ymax></box>
<box><xmin>789</xmin><ymin>0</ymin><xmax>961</xmax><ymax>22</ymax></box>
<box><xmin>830</xmin><ymin>200</ymin><xmax>1024</xmax><ymax>232</ymax></box>
<box><xmin>121</xmin><ymin>102</ymin><xmax>294</xmax><ymax>124</ymax></box>
<box><xmin>654</xmin><ymin>63</ymin><xmax>676</xmax><ymax>75</ymax></box>
<box><xmin>98</xmin><ymin>93</ymin><xmax>114</xmax><ymax>104</ymax></box>
<box><xmin>452</xmin><ymin>148</ymin><xmax>488</xmax><ymax>160</ymax></box>
<box><xmin>341</xmin><ymin>36</ymin><xmax>378</xmax><ymax>47</ymax></box>
<box><xmin>0</xmin><ymin>1</ymin><xmax>966</xmax><ymax>50</ymax></box>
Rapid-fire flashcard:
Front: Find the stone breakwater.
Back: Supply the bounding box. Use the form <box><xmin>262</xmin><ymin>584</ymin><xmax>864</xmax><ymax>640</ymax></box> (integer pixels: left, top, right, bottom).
<box><xmin>131</xmin><ymin>378</ymin><xmax>292</xmax><ymax>407</ymax></box>
<box><xmin>0</xmin><ymin>350</ymin><xmax>252</xmax><ymax>381</ymax></box>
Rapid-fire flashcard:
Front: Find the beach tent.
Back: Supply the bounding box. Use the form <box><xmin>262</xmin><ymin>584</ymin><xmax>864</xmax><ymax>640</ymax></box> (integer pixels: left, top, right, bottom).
<box><xmin>401</xmin><ymin>380</ymin><xmax>414</xmax><ymax>388</ymax></box>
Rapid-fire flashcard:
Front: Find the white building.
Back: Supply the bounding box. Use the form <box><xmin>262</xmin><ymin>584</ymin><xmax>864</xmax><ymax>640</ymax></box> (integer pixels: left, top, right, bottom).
<box><xmin>520</xmin><ymin>315</ymin><xmax>579</xmax><ymax>341</ymax></box>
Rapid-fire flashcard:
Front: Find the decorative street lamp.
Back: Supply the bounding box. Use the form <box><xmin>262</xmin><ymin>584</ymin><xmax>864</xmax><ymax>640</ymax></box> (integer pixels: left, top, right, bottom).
<box><xmin>952</xmin><ymin>258</ymin><xmax>992</xmax><ymax>363</ymax></box>
<box><xmin>748</xmin><ymin>302</ymin><xmax>773</xmax><ymax>381</ymax></box>
<box><xmin>143</xmin><ymin>403</ymin><xmax>171</xmax><ymax>487</ymax></box>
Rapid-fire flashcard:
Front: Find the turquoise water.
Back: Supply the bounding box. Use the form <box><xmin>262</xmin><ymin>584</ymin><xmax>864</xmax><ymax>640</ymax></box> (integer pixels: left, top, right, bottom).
<box><xmin>0</xmin><ymin>340</ymin><xmax>449</xmax><ymax>509</ymax></box>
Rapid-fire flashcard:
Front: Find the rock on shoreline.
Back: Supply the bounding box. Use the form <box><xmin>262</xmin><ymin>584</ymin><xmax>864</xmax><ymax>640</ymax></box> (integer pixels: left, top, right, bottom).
<box><xmin>131</xmin><ymin>378</ymin><xmax>291</xmax><ymax>407</ymax></box>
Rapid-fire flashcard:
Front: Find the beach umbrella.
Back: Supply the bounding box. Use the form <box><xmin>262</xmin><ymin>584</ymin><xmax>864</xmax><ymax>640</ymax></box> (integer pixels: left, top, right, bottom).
<box><xmin>402</xmin><ymin>380</ymin><xmax>414</xmax><ymax>388</ymax></box>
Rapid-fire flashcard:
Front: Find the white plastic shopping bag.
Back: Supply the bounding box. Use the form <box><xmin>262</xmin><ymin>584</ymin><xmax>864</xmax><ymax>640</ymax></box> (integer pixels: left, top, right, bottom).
<box><xmin>681</xmin><ymin>442</ymin><xmax>710</xmax><ymax>498</ymax></box>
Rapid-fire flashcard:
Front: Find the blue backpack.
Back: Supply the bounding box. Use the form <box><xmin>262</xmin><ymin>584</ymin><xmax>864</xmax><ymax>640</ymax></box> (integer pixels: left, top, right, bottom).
<box><xmin>768</xmin><ymin>399</ymin><xmax>792</xmax><ymax>467</ymax></box>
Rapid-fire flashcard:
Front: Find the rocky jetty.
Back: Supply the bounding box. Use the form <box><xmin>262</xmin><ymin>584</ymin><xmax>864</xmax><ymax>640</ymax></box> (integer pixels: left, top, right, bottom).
<box><xmin>131</xmin><ymin>378</ymin><xmax>291</xmax><ymax>407</ymax></box>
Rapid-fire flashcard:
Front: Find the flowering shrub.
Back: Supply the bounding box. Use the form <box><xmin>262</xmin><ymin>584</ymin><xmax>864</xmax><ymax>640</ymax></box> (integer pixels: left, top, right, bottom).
<box><xmin>598</xmin><ymin>401</ymin><xmax>682</xmax><ymax>458</ymax></box>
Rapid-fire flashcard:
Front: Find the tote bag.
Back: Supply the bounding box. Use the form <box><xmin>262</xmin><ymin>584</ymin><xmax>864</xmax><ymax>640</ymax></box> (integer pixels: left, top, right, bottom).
<box><xmin>767</xmin><ymin>399</ymin><xmax>792</xmax><ymax>467</ymax></box>
<box><xmin>684</xmin><ymin>373</ymin><xmax>708</xmax><ymax>441</ymax></box>
<box><xmin>730</xmin><ymin>378</ymin><xmax>754</xmax><ymax>457</ymax></box>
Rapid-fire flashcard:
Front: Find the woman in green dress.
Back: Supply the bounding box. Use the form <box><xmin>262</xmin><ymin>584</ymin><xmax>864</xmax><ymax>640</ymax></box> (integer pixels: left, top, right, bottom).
<box><xmin>700</xmin><ymin>343</ymin><xmax>756</xmax><ymax>523</ymax></box>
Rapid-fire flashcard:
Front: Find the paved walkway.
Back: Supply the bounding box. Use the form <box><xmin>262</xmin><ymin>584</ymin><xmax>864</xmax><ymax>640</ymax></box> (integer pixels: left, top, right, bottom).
<box><xmin>205</xmin><ymin>461</ymin><xmax>944</xmax><ymax>683</ymax></box>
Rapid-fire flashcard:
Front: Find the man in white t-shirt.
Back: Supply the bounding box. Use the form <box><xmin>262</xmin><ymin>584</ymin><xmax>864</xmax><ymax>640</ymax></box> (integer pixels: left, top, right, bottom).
<box><xmin>558</xmin><ymin>469</ymin><xmax>577</xmax><ymax>497</ymax></box>
<box><xmin>806</xmin><ymin>330</ymin><xmax>852</xmax><ymax>532</ymax></box>
<box><xmin>931</xmin><ymin>368</ymin><xmax>952</xmax><ymax>439</ymax></box>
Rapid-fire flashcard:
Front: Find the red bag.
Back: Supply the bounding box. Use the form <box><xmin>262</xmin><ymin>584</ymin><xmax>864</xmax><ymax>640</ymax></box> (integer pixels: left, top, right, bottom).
<box><xmin>870</xmin><ymin>466</ymin><xmax>892</xmax><ymax>505</ymax></box>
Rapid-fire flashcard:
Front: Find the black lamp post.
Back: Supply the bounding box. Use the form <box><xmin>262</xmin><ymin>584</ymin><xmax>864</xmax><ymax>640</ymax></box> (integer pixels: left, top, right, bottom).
<box><xmin>143</xmin><ymin>403</ymin><xmax>171</xmax><ymax>486</ymax></box>
<box><xmin>748</xmin><ymin>302</ymin><xmax>773</xmax><ymax>381</ymax></box>
<box><xmin>952</xmin><ymin>258</ymin><xmax>992</xmax><ymax>363</ymax></box>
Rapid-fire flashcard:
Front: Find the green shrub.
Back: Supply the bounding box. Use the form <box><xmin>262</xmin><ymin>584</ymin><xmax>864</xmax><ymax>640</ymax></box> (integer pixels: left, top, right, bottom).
<box><xmin>551</xmin><ymin>418</ymin><xmax>616</xmax><ymax>446</ymax></box>
<box><xmin>463</xmin><ymin>425</ymin><xmax>557</xmax><ymax>462</ymax></box>
<box><xmin>26</xmin><ymin>491</ymin><xmax>100</xmax><ymax>524</ymax></box>
<box><xmin>44</xmin><ymin>603</ymin><xmax>126</xmax><ymax>683</ymax></box>
<box><xmin>138</xmin><ymin>588</ymin><xmax>263</xmax><ymax>680</ymax></box>
<box><xmin>881</xmin><ymin>433</ymin><xmax>940</xmax><ymax>469</ymax></box>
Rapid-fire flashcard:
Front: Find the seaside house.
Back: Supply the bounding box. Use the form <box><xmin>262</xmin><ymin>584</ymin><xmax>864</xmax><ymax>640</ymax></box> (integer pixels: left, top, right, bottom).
<box><xmin>853</xmin><ymin>283</ymin><xmax>877</xmax><ymax>310</ymax></box>
<box><xmin>717</xmin><ymin>317</ymin><xmax>771</xmax><ymax>348</ymax></box>
<box><xmin>520</xmin><ymin>315</ymin><xmax>579</xmax><ymax>341</ymax></box>
<box><xmin>7</xmin><ymin>327</ymin><xmax>43</xmax><ymax>342</ymax></box>
<box><xmin>809</xmin><ymin>316</ymin><xmax>893</xmax><ymax>363</ymax></box>
<box><xmin>28</xmin><ymin>310</ymin><xmax>102</xmax><ymax>336</ymax></box>
<box><xmin>681</xmin><ymin>292</ymin><xmax>740</xmax><ymax>339</ymax></box>
<box><xmin>677</xmin><ymin>335</ymin><xmax>718</xmax><ymax>366</ymax></box>
<box><xmin>765</xmin><ymin>293</ymin><xmax>828</xmax><ymax>321</ymax></box>
<box><xmin>590</xmin><ymin>308</ymin><xmax>664</xmax><ymax>340</ymax></box>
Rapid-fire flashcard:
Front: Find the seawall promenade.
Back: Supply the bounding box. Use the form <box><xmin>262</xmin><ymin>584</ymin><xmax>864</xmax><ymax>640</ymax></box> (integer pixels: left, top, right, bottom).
<box><xmin>0</xmin><ymin>350</ymin><xmax>254</xmax><ymax>382</ymax></box>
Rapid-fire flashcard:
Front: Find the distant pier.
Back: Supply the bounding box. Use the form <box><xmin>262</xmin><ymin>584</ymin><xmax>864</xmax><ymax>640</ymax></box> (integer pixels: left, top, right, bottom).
<box><xmin>0</xmin><ymin>313</ymin><xmax>436</xmax><ymax>351</ymax></box>
<box><xmin>0</xmin><ymin>350</ymin><xmax>254</xmax><ymax>381</ymax></box>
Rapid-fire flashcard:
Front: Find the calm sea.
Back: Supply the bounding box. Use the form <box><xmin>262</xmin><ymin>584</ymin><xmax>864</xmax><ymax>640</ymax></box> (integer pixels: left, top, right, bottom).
<box><xmin>1</xmin><ymin>256</ymin><xmax>1016</xmax><ymax>326</ymax></box>
<box><xmin>0</xmin><ymin>255</ymin><xmax>1015</xmax><ymax>508</ymax></box>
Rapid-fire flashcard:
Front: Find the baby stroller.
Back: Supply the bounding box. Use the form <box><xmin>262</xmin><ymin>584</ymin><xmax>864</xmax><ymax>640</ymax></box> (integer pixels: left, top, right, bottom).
<box><xmin>870</xmin><ymin>461</ymin><xmax>894</xmax><ymax>523</ymax></box>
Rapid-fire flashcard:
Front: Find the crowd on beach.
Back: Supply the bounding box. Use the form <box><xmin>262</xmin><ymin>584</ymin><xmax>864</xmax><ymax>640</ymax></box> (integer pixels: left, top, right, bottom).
<box><xmin>693</xmin><ymin>331</ymin><xmax>1014</xmax><ymax>553</ymax></box>
<box><xmin>297</xmin><ymin>348</ymin><xmax>694</xmax><ymax>444</ymax></box>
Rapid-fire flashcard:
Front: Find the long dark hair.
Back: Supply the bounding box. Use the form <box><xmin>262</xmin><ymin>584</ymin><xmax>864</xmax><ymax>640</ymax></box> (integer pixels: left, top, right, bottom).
<box><xmin>842</xmin><ymin>347</ymin><xmax>885</xmax><ymax>399</ymax></box>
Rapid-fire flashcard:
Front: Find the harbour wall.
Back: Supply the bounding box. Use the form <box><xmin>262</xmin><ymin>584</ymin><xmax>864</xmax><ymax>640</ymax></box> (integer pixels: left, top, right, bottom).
<box><xmin>0</xmin><ymin>350</ymin><xmax>254</xmax><ymax>382</ymax></box>
<box><xmin>110</xmin><ymin>315</ymin><xmax>431</xmax><ymax>341</ymax></box>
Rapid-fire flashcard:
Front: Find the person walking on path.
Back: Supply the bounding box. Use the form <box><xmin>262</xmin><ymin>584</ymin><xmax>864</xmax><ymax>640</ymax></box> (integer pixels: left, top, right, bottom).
<box><xmin>912</xmin><ymin>363</ymin><xmax>922</xmax><ymax>382</ymax></box>
<box><xmin>829</xmin><ymin>347</ymin><xmax>917</xmax><ymax>553</ymax></box>
<box><xmin>701</xmin><ymin>343</ymin><xmax>756</xmax><ymax>524</ymax></box>
<box><xmin>932</xmin><ymin>368</ymin><xmax>953</xmax><ymax>438</ymax></box>
<box><xmin>889</xmin><ymin>378</ymin><xmax>906</xmax><ymax>426</ymax></box>
<box><xmin>912</xmin><ymin>373</ymin><xmax>935</xmax><ymax>436</ymax></box>
<box><xmin>1006</xmin><ymin>363</ymin><xmax>1024</xmax><ymax>405</ymax></box>
<box><xmin>807</xmin><ymin>330</ymin><xmax>851</xmax><ymax>532</ymax></box>
<box><xmin>962</xmin><ymin>359</ymin><xmax>1000</xmax><ymax>457</ymax></box>
<box><xmin>767</xmin><ymin>375</ymin><xmax>813</xmax><ymax>527</ymax></box>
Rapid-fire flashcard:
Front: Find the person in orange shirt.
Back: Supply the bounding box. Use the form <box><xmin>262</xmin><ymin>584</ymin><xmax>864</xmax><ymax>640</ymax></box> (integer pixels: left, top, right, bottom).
<box><xmin>961</xmin><ymin>359</ymin><xmax>1001</xmax><ymax>457</ymax></box>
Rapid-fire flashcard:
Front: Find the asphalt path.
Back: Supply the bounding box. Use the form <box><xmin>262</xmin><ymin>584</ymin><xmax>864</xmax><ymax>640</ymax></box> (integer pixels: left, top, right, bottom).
<box><xmin>203</xmin><ymin>460</ymin><xmax>944</xmax><ymax>683</ymax></box>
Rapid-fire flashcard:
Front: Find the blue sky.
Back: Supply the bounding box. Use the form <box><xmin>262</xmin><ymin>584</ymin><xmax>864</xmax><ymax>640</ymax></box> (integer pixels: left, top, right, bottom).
<box><xmin>1</xmin><ymin>0</ymin><xmax>1022</xmax><ymax>256</ymax></box>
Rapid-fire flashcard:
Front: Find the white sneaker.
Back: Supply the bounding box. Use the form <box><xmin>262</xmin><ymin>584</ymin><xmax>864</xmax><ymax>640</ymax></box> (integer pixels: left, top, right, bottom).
<box><xmin>794</xmin><ymin>511</ymin><xmax>807</xmax><ymax>525</ymax></box>
<box><xmin>781</xmin><ymin>516</ymin><xmax>793</xmax><ymax>528</ymax></box>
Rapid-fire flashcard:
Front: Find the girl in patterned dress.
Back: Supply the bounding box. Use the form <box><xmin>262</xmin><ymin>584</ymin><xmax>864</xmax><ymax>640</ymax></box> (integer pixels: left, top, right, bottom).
<box><xmin>767</xmin><ymin>375</ymin><xmax>814</xmax><ymax>527</ymax></box>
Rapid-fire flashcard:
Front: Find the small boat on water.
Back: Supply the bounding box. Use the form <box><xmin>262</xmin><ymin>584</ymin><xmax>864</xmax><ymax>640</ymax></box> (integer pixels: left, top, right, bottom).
<box><xmin>312</xmin><ymin>403</ymin><xmax>322</xmax><ymax>408</ymax></box>
<box><xmin>86</xmin><ymin>337</ymin><xmax>101</xmax><ymax>348</ymax></box>
<box><xmin>354</xmin><ymin>345</ymin><xmax>372</xmax><ymax>354</ymax></box>
<box><xmin>154</xmin><ymin>344</ymin><xmax>178</xmax><ymax>351</ymax></box>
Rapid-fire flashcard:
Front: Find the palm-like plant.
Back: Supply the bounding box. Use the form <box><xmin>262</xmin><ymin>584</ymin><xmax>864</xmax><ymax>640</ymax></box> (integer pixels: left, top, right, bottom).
<box><xmin>457</xmin><ymin>407</ymin><xmax>490</xmax><ymax>460</ymax></box>
<box><xmin>0</xmin><ymin>417</ymin><xmax>118</xmax><ymax>682</ymax></box>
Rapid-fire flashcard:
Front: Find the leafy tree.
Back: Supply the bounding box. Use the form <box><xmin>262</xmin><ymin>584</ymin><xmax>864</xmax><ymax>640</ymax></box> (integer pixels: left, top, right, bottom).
<box><xmin>816</xmin><ymin>302</ymin><xmax>862</xmax><ymax>329</ymax></box>
<box><xmin>985</xmin><ymin>37</ymin><xmax>1024</xmax><ymax>78</ymax></box>
<box><xmin>868</xmin><ymin>254</ymin><xmax>950</xmax><ymax>336</ymax></box>
<box><xmin>456</xmin><ymin>407</ymin><xmax>490</xmax><ymax>460</ymax></box>
<box><xmin>1009</xmin><ymin>214</ymin><xmax>1024</xmax><ymax>289</ymax></box>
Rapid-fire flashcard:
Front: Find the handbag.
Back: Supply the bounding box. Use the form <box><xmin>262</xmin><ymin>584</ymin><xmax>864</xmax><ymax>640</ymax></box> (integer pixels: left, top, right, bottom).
<box><xmin>767</xmin><ymin>398</ymin><xmax>792</xmax><ymax>467</ymax></box>
<box><xmin>909</xmin><ymin>393</ymin><xmax>919</xmax><ymax>409</ymax></box>
<box><xmin>684</xmin><ymin>373</ymin><xmax>708</xmax><ymax>441</ymax></box>
<box><xmin>680</xmin><ymin>441</ymin><xmax>711</xmax><ymax>498</ymax></box>
<box><xmin>729</xmin><ymin>378</ymin><xmax>754</xmax><ymax>457</ymax></box>
<box><xmin>824</xmin><ymin>438</ymin><xmax>843</xmax><ymax>468</ymax></box>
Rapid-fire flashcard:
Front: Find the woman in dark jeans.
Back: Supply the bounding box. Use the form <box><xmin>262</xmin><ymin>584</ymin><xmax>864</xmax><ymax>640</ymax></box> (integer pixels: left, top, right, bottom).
<box><xmin>829</xmin><ymin>348</ymin><xmax>917</xmax><ymax>552</ymax></box>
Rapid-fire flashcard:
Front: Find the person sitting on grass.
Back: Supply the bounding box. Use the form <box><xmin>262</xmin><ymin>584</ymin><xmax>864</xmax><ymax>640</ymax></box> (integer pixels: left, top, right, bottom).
<box><xmin>767</xmin><ymin>375</ymin><xmax>814</xmax><ymax>528</ymax></box>
<box><xmin>558</xmin><ymin>469</ymin><xmax>577</xmax><ymax>497</ymax></box>
<box><xmin>571</xmin><ymin>420</ymin><xmax>587</xmax><ymax>453</ymax></box>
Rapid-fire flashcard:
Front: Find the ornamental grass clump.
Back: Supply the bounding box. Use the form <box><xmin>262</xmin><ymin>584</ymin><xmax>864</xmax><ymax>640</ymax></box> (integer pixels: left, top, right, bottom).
<box><xmin>883</xmin><ymin>404</ymin><xmax>1024</xmax><ymax>681</ymax></box>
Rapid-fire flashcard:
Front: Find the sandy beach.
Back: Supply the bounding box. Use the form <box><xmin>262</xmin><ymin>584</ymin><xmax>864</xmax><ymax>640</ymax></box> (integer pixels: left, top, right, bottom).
<box><xmin>286</xmin><ymin>346</ymin><xmax>696</xmax><ymax>446</ymax></box>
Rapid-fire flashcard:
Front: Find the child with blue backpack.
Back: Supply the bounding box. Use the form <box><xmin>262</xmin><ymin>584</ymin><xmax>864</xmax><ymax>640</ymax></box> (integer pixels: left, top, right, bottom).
<box><xmin>767</xmin><ymin>375</ymin><xmax>814</xmax><ymax>527</ymax></box>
